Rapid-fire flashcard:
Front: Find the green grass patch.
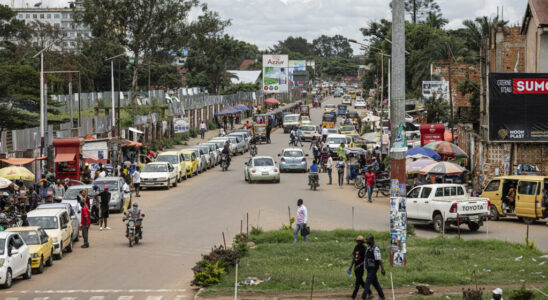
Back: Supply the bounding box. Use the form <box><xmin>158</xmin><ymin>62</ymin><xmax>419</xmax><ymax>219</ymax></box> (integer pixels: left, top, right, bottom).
<box><xmin>202</xmin><ymin>229</ymin><xmax>548</xmax><ymax>296</ymax></box>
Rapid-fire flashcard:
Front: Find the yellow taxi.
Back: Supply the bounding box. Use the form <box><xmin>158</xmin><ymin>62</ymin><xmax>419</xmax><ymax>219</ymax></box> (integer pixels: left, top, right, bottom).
<box><xmin>323</xmin><ymin>104</ymin><xmax>337</xmax><ymax>115</ymax></box>
<box><xmin>180</xmin><ymin>150</ymin><xmax>199</xmax><ymax>178</ymax></box>
<box><xmin>300</xmin><ymin>116</ymin><xmax>312</xmax><ymax>126</ymax></box>
<box><xmin>341</xmin><ymin>95</ymin><xmax>352</xmax><ymax>105</ymax></box>
<box><xmin>6</xmin><ymin>226</ymin><xmax>53</xmax><ymax>273</ymax></box>
<box><xmin>339</xmin><ymin>125</ymin><xmax>357</xmax><ymax>135</ymax></box>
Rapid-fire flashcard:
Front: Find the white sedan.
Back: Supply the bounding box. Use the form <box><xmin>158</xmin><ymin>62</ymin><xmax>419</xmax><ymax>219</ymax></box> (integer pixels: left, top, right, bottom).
<box><xmin>244</xmin><ymin>156</ymin><xmax>280</xmax><ymax>183</ymax></box>
<box><xmin>140</xmin><ymin>162</ymin><xmax>178</xmax><ymax>190</ymax></box>
<box><xmin>354</xmin><ymin>98</ymin><xmax>366</xmax><ymax>109</ymax></box>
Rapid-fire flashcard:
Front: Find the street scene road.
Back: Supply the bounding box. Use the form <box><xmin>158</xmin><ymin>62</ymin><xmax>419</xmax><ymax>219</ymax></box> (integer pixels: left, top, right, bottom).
<box><xmin>1</xmin><ymin>96</ymin><xmax>546</xmax><ymax>300</ymax></box>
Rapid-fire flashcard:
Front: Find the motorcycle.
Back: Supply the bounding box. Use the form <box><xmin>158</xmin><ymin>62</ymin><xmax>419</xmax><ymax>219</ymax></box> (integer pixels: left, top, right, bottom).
<box><xmin>221</xmin><ymin>154</ymin><xmax>230</xmax><ymax>171</ymax></box>
<box><xmin>358</xmin><ymin>178</ymin><xmax>391</xmax><ymax>199</ymax></box>
<box><xmin>308</xmin><ymin>172</ymin><xmax>319</xmax><ymax>191</ymax></box>
<box><xmin>124</xmin><ymin>215</ymin><xmax>144</xmax><ymax>247</ymax></box>
<box><xmin>250</xmin><ymin>144</ymin><xmax>257</xmax><ymax>157</ymax></box>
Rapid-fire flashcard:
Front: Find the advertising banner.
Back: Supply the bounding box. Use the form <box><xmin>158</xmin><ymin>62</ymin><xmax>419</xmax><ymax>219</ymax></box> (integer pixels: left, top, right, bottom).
<box><xmin>289</xmin><ymin>60</ymin><xmax>306</xmax><ymax>87</ymax></box>
<box><xmin>419</xmin><ymin>123</ymin><xmax>445</xmax><ymax>146</ymax></box>
<box><xmin>489</xmin><ymin>73</ymin><xmax>548</xmax><ymax>141</ymax></box>
<box><xmin>173</xmin><ymin>117</ymin><xmax>190</xmax><ymax>133</ymax></box>
<box><xmin>422</xmin><ymin>81</ymin><xmax>449</xmax><ymax>101</ymax></box>
<box><xmin>390</xmin><ymin>179</ymin><xmax>407</xmax><ymax>267</ymax></box>
<box><xmin>263</xmin><ymin>55</ymin><xmax>289</xmax><ymax>93</ymax></box>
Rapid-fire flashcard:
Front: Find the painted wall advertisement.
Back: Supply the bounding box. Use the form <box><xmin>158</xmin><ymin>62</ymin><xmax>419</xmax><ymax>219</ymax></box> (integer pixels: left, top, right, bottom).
<box><xmin>390</xmin><ymin>179</ymin><xmax>407</xmax><ymax>267</ymax></box>
<box><xmin>173</xmin><ymin>117</ymin><xmax>190</xmax><ymax>133</ymax></box>
<box><xmin>422</xmin><ymin>81</ymin><xmax>449</xmax><ymax>101</ymax></box>
<box><xmin>289</xmin><ymin>60</ymin><xmax>306</xmax><ymax>87</ymax></box>
<box><xmin>263</xmin><ymin>55</ymin><xmax>289</xmax><ymax>93</ymax></box>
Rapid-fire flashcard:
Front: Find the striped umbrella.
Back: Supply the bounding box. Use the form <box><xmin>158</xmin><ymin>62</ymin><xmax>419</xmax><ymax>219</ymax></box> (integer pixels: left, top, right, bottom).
<box><xmin>406</xmin><ymin>159</ymin><xmax>436</xmax><ymax>174</ymax></box>
<box><xmin>419</xmin><ymin>161</ymin><xmax>467</xmax><ymax>176</ymax></box>
<box><xmin>424</xmin><ymin>141</ymin><xmax>467</xmax><ymax>158</ymax></box>
<box><xmin>361</xmin><ymin>132</ymin><xmax>381</xmax><ymax>143</ymax></box>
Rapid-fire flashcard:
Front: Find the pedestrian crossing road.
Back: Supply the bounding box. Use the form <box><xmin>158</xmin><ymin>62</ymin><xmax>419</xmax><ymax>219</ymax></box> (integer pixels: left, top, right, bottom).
<box><xmin>0</xmin><ymin>289</ymin><xmax>189</xmax><ymax>300</ymax></box>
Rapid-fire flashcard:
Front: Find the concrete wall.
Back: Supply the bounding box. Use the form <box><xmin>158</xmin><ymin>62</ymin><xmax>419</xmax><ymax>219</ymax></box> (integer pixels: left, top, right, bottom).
<box><xmin>525</xmin><ymin>16</ymin><xmax>539</xmax><ymax>72</ymax></box>
<box><xmin>539</xmin><ymin>33</ymin><xmax>548</xmax><ymax>72</ymax></box>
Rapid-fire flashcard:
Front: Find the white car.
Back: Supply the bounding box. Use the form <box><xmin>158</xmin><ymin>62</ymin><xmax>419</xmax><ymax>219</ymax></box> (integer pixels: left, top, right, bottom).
<box><xmin>406</xmin><ymin>184</ymin><xmax>490</xmax><ymax>232</ymax></box>
<box><xmin>354</xmin><ymin>98</ymin><xmax>366</xmax><ymax>109</ymax></box>
<box><xmin>27</xmin><ymin>208</ymin><xmax>73</xmax><ymax>259</ymax></box>
<box><xmin>325</xmin><ymin>134</ymin><xmax>348</xmax><ymax>155</ymax></box>
<box><xmin>200</xmin><ymin>143</ymin><xmax>220</xmax><ymax>165</ymax></box>
<box><xmin>0</xmin><ymin>232</ymin><xmax>32</xmax><ymax>288</ymax></box>
<box><xmin>140</xmin><ymin>162</ymin><xmax>178</xmax><ymax>189</ymax></box>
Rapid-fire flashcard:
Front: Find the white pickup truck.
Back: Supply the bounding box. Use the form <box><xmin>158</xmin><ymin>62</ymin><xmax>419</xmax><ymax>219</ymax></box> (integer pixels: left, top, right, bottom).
<box><xmin>406</xmin><ymin>184</ymin><xmax>490</xmax><ymax>232</ymax></box>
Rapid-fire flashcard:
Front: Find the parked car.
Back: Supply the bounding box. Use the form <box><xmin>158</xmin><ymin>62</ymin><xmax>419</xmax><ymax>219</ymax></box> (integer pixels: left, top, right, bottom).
<box><xmin>155</xmin><ymin>151</ymin><xmax>186</xmax><ymax>182</ymax></box>
<box><xmin>6</xmin><ymin>227</ymin><xmax>53</xmax><ymax>274</ymax></box>
<box><xmin>200</xmin><ymin>143</ymin><xmax>220</xmax><ymax>165</ymax></box>
<box><xmin>27</xmin><ymin>208</ymin><xmax>73</xmax><ymax>259</ymax></box>
<box><xmin>180</xmin><ymin>150</ymin><xmax>199</xmax><ymax>177</ymax></box>
<box><xmin>92</xmin><ymin>177</ymin><xmax>126</xmax><ymax>212</ymax></box>
<box><xmin>278</xmin><ymin>148</ymin><xmax>308</xmax><ymax>173</ymax></box>
<box><xmin>231</xmin><ymin>130</ymin><xmax>252</xmax><ymax>144</ymax></box>
<box><xmin>62</xmin><ymin>184</ymin><xmax>96</xmax><ymax>219</ymax></box>
<box><xmin>35</xmin><ymin>203</ymin><xmax>79</xmax><ymax>242</ymax></box>
<box><xmin>188</xmin><ymin>147</ymin><xmax>212</xmax><ymax>170</ymax></box>
<box><xmin>0</xmin><ymin>231</ymin><xmax>32</xmax><ymax>288</ymax></box>
<box><xmin>301</xmin><ymin>125</ymin><xmax>318</xmax><ymax>141</ymax></box>
<box><xmin>228</xmin><ymin>132</ymin><xmax>249</xmax><ymax>151</ymax></box>
<box><xmin>184</xmin><ymin>148</ymin><xmax>206</xmax><ymax>173</ymax></box>
<box><xmin>211</xmin><ymin>136</ymin><xmax>245</xmax><ymax>155</ymax></box>
<box><xmin>210</xmin><ymin>137</ymin><xmax>236</xmax><ymax>155</ymax></box>
<box><xmin>194</xmin><ymin>145</ymin><xmax>216</xmax><ymax>169</ymax></box>
<box><xmin>354</xmin><ymin>98</ymin><xmax>366</xmax><ymax>109</ymax></box>
<box><xmin>140</xmin><ymin>162</ymin><xmax>178</xmax><ymax>190</ymax></box>
<box><xmin>244</xmin><ymin>156</ymin><xmax>280</xmax><ymax>183</ymax></box>
<box><xmin>406</xmin><ymin>184</ymin><xmax>490</xmax><ymax>232</ymax></box>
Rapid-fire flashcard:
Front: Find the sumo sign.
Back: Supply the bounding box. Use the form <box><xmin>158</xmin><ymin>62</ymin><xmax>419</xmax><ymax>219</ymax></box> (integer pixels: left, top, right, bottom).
<box><xmin>263</xmin><ymin>55</ymin><xmax>289</xmax><ymax>93</ymax></box>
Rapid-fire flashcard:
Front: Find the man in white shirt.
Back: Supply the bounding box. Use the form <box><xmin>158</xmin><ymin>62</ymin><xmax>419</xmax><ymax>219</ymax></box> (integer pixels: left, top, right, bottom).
<box><xmin>294</xmin><ymin>199</ymin><xmax>308</xmax><ymax>243</ymax></box>
<box><xmin>98</xmin><ymin>168</ymin><xmax>106</xmax><ymax>178</ymax></box>
<box><xmin>133</xmin><ymin>166</ymin><xmax>141</xmax><ymax>197</ymax></box>
<box><xmin>321</xmin><ymin>126</ymin><xmax>328</xmax><ymax>141</ymax></box>
<box><xmin>200</xmin><ymin>121</ymin><xmax>206</xmax><ymax>139</ymax></box>
<box><xmin>122</xmin><ymin>179</ymin><xmax>131</xmax><ymax>213</ymax></box>
<box><xmin>326</xmin><ymin>156</ymin><xmax>333</xmax><ymax>185</ymax></box>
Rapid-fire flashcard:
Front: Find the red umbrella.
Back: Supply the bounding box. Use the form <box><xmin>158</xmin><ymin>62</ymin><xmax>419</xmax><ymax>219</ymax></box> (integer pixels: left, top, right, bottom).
<box><xmin>264</xmin><ymin>98</ymin><xmax>280</xmax><ymax>105</ymax></box>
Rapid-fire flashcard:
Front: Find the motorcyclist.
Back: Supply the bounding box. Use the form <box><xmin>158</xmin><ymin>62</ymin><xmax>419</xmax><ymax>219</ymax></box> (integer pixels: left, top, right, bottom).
<box><xmin>124</xmin><ymin>202</ymin><xmax>144</xmax><ymax>237</ymax></box>
<box><xmin>369</xmin><ymin>157</ymin><xmax>380</xmax><ymax>173</ymax></box>
<box><xmin>249</xmin><ymin>136</ymin><xmax>257</xmax><ymax>155</ymax></box>
<box><xmin>221</xmin><ymin>142</ymin><xmax>231</xmax><ymax>166</ymax></box>
<box><xmin>308</xmin><ymin>160</ymin><xmax>320</xmax><ymax>186</ymax></box>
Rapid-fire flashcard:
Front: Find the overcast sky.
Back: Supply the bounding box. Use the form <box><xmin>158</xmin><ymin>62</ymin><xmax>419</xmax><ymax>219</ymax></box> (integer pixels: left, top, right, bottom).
<box><xmin>3</xmin><ymin>0</ymin><xmax>528</xmax><ymax>53</ymax></box>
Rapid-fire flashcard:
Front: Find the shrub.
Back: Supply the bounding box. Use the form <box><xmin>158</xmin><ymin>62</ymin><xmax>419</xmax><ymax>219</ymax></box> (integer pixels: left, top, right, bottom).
<box><xmin>189</xmin><ymin>127</ymin><xmax>198</xmax><ymax>138</ymax></box>
<box><xmin>406</xmin><ymin>222</ymin><xmax>416</xmax><ymax>236</ymax></box>
<box><xmin>192</xmin><ymin>260</ymin><xmax>226</xmax><ymax>287</ymax></box>
<box><xmin>250</xmin><ymin>225</ymin><xmax>263</xmax><ymax>236</ymax></box>
<box><xmin>207</xmin><ymin>120</ymin><xmax>218</xmax><ymax>130</ymax></box>
<box><xmin>191</xmin><ymin>245</ymin><xmax>244</xmax><ymax>287</ymax></box>
<box><xmin>509</xmin><ymin>284</ymin><xmax>534</xmax><ymax>300</ymax></box>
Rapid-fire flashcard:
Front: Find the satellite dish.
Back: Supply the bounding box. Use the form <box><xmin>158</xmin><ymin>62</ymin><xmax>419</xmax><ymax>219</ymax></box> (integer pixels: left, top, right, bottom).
<box><xmin>34</xmin><ymin>2</ymin><xmax>41</xmax><ymax>7</ymax></box>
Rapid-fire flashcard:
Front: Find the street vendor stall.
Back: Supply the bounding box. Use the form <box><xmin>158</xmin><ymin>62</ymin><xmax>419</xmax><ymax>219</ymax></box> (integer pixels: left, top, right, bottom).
<box><xmin>52</xmin><ymin>138</ymin><xmax>84</xmax><ymax>182</ymax></box>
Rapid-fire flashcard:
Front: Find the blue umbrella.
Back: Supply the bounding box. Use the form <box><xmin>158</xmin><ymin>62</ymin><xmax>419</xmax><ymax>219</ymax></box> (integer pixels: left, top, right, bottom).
<box><xmin>233</xmin><ymin>105</ymin><xmax>250</xmax><ymax>111</ymax></box>
<box><xmin>406</xmin><ymin>147</ymin><xmax>441</xmax><ymax>160</ymax></box>
<box><xmin>214</xmin><ymin>105</ymin><xmax>240</xmax><ymax>116</ymax></box>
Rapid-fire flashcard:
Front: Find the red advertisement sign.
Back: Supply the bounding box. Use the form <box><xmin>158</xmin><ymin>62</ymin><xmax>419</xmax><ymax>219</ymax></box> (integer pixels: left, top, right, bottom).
<box><xmin>419</xmin><ymin>123</ymin><xmax>445</xmax><ymax>146</ymax></box>
<box><xmin>513</xmin><ymin>78</ymin><xmax>548</xmax><ymax>94</ymax></box>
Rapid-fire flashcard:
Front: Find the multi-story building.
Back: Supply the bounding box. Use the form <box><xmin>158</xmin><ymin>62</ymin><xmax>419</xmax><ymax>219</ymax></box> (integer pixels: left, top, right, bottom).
<box><xmin>12</xmin><ymin>1</ymin><xmax>90</xmax><ymax>51</ymax></box>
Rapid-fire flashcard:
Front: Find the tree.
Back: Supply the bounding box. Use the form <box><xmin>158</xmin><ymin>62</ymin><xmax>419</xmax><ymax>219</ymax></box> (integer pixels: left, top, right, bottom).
<box><xmin>270</xmin><ymin>36</ymin><xmax>312</xmax><ymax>56</ymax></box>
<box><xmin>312</xmin><ymin>35</ymin><xmax>353</xmax><ymax>58</ymax></box>
<box><xmin>220</xmin><ymin>82</ymin><xmax>260</xmax><ymax>95</ymax></box>
<box><xmin>423</xmin><ymin>11</ymin><xmax>448</xmax><ymax>29</ymax></box>
<box><xmin>424</xmin><ymin>97</ymin><xmax>450</xmax><ymax>123</ymax></box>
<box><xmin>78</xmin><ymin>0</ymin><xmax>198</xmax><ymax>103</ymax></box>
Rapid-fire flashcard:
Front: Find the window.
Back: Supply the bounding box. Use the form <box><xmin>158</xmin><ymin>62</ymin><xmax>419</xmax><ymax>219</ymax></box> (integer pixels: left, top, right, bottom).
<box><xmin>457</xmin><ymin>187</ymin><xmax>465</xmax><ymax>195</ymax></box>
<box><xmin>18</xmin><ymin>231</ymin><xmax>40</xmax><ymax>245</ymax></box>
<box><xmin>518</xmin><ymin>181</ymin><xmax>538</xmax><ymax>195</ymax></box>
<box><xmin>40</xmin><ymin>14</ymin><xmax>44</xmax><ymax>19</ymax></box>
<box><xmin>33</xmin><ymin>14</ymin><xmax>37</xmax><ymax>18</ymax></box>
<box><xmin>435</xmin><ymin>188</ymin><xmax>444</xmax><ymax>197</ymax></box>
<box><xmin>27</xmin><ymin>216</ymin><xmax>58</xmax><ymax>229</ymax></box>
<box><xmin>47</xmin><ymin>14</ymin><xmax>51</xmax><ymax>19</ymax></box>
<box><xmin>420</xmin><ymin>187</ymin><xmax>432</xmax><ymax>198</ymax></box>
<box><xmin>26</xmin><ymin>14</ymin><xmax>30</xmax><ymax>19</ymax></box>
<box><xmin>408</xmin><ymin>187</ymin><xmax>421</xmax><ymax>198</ymax></box>
<box><xmin>39</xmin><ymin>229</ymin><xmax>49</xmax><ymax>244</ymax></box>
<box><xmin>54</xmin><ymin>23</ymin><xmax>60</xmax><ymax>28</ymax></box>
<box><xmin>13</xmin><ymin>235</ymin><xmax>24</xmax><ymax>248</ymax></box>
<box><xmin>55</xmin><ymin>14</ymin><xmax>60</xmax><ymax>18</ymax></box>
<box><xmin>484</xmin><ymin>180</ymin><xmax>500</xmax><ymax>192</ymax></box>
<box><xmin>253</xmin><ymin>158</ymin><xmax>274</xmax><ymax>166</ymax></box>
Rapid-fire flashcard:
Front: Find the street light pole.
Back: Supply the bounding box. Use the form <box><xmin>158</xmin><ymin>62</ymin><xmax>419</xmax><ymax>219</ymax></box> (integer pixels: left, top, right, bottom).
<box><xmin>106</xmin><ymin>53</ymin><xmax>125</xmax><ymax>137</ymax></box>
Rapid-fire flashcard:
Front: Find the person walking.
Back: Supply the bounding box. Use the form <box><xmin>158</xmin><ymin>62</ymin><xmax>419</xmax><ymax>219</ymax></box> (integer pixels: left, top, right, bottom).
<box><xmin>326</xmin><ymin>155</ymin><xmax>333</xmax><ymax>185</ymax></box>
<box><xmin>336</xmin><ymin>158</ymin><xmax>345</xmax><ymax>187</ymax></box>
<box><xmin>348</xmin><ymin>235</ymin><xmax>369</xmax><ymax>299</ymax></box>
<box><xmin>361</xmin><ymin>234</ymin><xmax>386</xmax><ymax>300</ymax></box>
<box><xmin>266</xmin><ymin>123</ymin><xmax>272</xmax><ymax>144</ymax></box>
<box><xmin>296</xmin><ymin>127</ymin><xmax>304</xmax><ymax>147</ymax></box>
<box><xmin>122</xmin><ymin>179</ymin><xmax>131</xmax><ymax>214</ymax></box>
<box><xmin>80</xmin><ymin>200</ymin><xmax>90</xmax><ymax>248</ymax></box>
<box><xmin>200</xmin><ymin>120</ymin><xmax>206</xmax><ymax>139</ymax></box>
<box><xmin>98</xmin><ymin>185</ymin><xmax>111</xmax><ymax>231</ymax></box>
<box><xmin>293</xmin><ymin>199</ymin><xmax>308</xmax><ymax>243</ymax></box>
<box><xmin>133</xmin><ymin>166</ymin><xmax>141</xmax><ymax>197</ymax></box>
<box><xmin>364</xmin><ymin>168</ymin><xmax>376</xmax><ymax>202</ymax></box>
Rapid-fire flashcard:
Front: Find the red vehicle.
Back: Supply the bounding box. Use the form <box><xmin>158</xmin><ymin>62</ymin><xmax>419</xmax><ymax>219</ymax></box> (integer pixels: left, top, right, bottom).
<box><xmin>52</xmin><ymin>138</ymin><xmax>84</xmax><ymax>182</ymax></box>
<box><xmin>419</xmin><ymin>123</ymin><xmax>445</xmax><ymax>146</ymax></box>
<box><xmin>300</xmin><ymin>105</ymin><xmax>310</xmax><ymax>117</ymax></box>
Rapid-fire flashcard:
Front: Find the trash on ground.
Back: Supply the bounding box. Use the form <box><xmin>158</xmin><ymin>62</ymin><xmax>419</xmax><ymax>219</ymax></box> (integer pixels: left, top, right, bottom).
<box><xmin>515</xmin><ymin>256</ymin><xmax>523</xmax><ymax>261</ymax></box>
<box><xmin>242</xmin><ymin>276</ymin><xmax>269</xmax><ymax>286</ymax></box>
<box><xmin>416</xmin><ymin>284</ymin><xmax>434</xmax><ymax>295</ymax></box>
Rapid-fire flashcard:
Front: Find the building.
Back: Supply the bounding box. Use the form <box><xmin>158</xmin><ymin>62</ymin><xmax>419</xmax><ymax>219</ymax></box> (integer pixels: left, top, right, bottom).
<box><xmin>521</xmin><ymin>0</ymin><xmax>548</xmax><ymax>72</ymax></box>
<box><xmin>12</xmin><ymin>1</ymin><xmax>90</xmax><ymax>51</ymax></box>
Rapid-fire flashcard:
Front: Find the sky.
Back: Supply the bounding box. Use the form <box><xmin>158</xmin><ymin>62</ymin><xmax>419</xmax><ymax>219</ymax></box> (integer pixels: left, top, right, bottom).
<box><xmin>2</xmin><ymin>0</ymin><xmax>529</xmax><ymax>54</ymax></box>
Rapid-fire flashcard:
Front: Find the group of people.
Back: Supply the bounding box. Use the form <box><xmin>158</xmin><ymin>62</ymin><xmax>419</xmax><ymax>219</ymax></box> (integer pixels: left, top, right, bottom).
<box><xmin>292</xmin><ymin>199</ymin><xmax>386</xmax><ymax>300</ymax></box>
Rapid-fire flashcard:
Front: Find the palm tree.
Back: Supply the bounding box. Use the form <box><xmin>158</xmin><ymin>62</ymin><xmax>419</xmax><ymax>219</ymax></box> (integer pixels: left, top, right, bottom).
<box><xmin>424</xmin><ymin>11</ymin><xmax>448</xmax><ymax>29</ymax></box>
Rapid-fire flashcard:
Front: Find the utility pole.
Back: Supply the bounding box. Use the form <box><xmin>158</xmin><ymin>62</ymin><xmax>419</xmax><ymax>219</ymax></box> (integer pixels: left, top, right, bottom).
<box><xmin>78</xmin><ymin>72</ymin><xmax>81</xmax><ymax>128</ymax></box>
<box><xmin>380</xmin><ymin>49</ymin><xmax>384</xmax><ymax>127</ymax></box>
<box><xmin>68</xmin><ymin>72</ymin><xmax>73</xmax><ymax>128</ymax></box>
<box><xmin>447</xmin><ymin>44</ymin><xmax>455</xmax><ymax>142</ymax></box>
<box><xmin>106</xmin><ymin>53</ymin><xmax>124</xmax><ymax>137</ymax></box>
<box><xmin>117</xmin><ymin>59</ymin><xmax>121</xmax><ymax>137</ymax></box>
<box><xmin>390</xmin><ymin>0</ymin><xmax>406</xmax><ymax>185</ymax></box>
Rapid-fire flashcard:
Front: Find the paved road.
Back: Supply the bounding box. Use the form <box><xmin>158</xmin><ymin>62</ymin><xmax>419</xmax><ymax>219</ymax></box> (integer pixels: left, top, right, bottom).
<box><xmin>4</xmin><ymin>96</ymin><xmax>547</xmax><ymax>300</ymax></box>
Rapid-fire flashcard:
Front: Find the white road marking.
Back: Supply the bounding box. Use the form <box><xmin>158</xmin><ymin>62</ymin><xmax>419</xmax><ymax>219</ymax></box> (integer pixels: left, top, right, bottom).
<box><xmin>5</xmin><ymin>297</ymin><xmax>19</xmax><ymax>300</ymax></box>
<box><xmin>60</xmin><ymin>297</ymin><xmax>77</xmax><ymax>300</ymax></box>
<box><xmin>89</xmin><ymin>297</ymin><xmax>105</xmax><ymax>300</ymax></box>
<box><xmin>146</xmin><ymin>297</ymin><xmax>163</xmax><ymax>300</ymax></box>
<box><xmin>117</xmin><ymin>297</ymin><xmax>134</xmax><ymax>300</ymax></box>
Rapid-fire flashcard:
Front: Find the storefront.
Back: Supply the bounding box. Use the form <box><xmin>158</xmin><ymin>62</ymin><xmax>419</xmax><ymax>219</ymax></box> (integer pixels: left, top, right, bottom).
<box><xmin>52</xmin><ymin>138</ymin><xmax>84</xmax><ymax>182</ymax></box>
